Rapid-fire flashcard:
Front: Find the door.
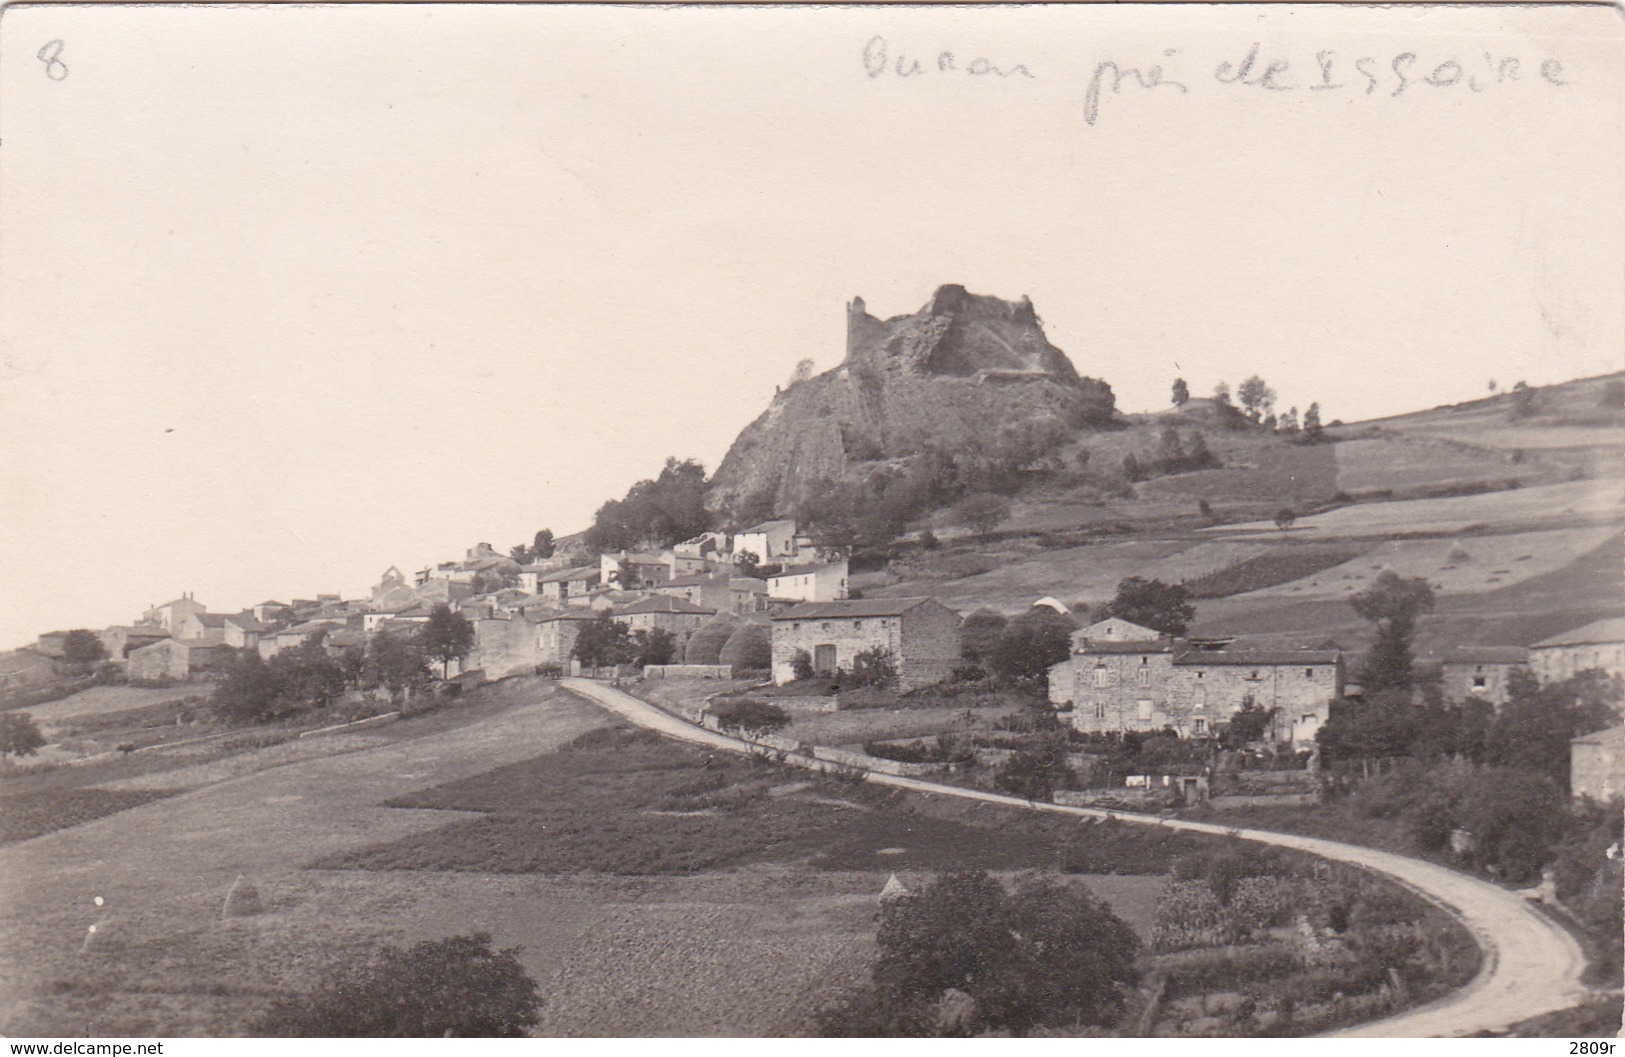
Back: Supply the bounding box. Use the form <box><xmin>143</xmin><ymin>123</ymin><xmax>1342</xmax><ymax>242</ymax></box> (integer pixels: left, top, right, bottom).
<box><xmin>814</xmin><ymin>644</ymin><xmax>838</xmax><ymax>675</ymax></box>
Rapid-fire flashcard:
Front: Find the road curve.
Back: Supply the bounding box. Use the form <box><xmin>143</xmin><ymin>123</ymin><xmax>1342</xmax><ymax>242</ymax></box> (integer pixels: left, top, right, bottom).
<box><xmin>561</xmin><ymin>678</ymin><xmax>1591</xmax><ymax>1038</ymax></box>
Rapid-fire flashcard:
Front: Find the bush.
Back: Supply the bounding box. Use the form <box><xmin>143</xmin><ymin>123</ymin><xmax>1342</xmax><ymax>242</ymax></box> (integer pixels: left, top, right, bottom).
<box><xmin>791</xmin><ymin>648</ymin><xmax>815</xmax><ymax>681</ymax></box>
<box><xmin>707</xmin><ymin>696</ymin><xmax>790</xmax><ymax>738</ymax></box>
<box><xmin>254</xmin><ymin>932</ymin><xmax>540</xmax><ymax>1036</ymax></box>
<box><xmin>718</xmin><ymin>623</ymin><xmax>771</xmax><ymax>675</ymax></box>
<box><xmin>848</xmin><ymin>647</ymin><xmax>897</xmax><ymax>688</ymax></box>
<box><xmin>683</xmin><ymin>618</ymin><xmax>738</xmax><ymax>665</ymax></box>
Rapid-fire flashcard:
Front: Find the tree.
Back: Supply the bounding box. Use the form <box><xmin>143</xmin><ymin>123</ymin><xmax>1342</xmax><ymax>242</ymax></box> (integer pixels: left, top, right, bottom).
<box><xmin>1106</xmin><ymin>577</ymin><xmax>1195</xmax><ymax>637</ymax></box>
<box><xmin>1276</xmin><ymin>407</ymin><xmax>1299</xmax><ymax>434</ymax></box>
<box><xmin>684</xmin><ymin>618</ymin><xmax>738</xmax><ymax>665</ymax></box>
<box><xmin>60</xmin><ymin>629</ymin><xmax>108</xmax><ymax>669</ymax></box>
<box><xmin>363</xmin><ymin>630</ymin><xmax>429</xmax><ymax>698</ymax></box>
<box><xmin>1509</xmin><ymin>380</ymin><xmax>1537</xmax><ymax>420</ymax></box>
<box><xmin>421</xmin><ymin>604</ymin><xmax>475</xmax><ymax>679</ymax></box>
<box><xmin>1171</xmin><ymin>377</ymin><xmax>1190</xmax><ymax>407</ymax></box>
<box><xmin>791</xmin><ymin>648</ymin><xmax>815</xmax><ymax>681</ymax></box>
<box><xmin>255</xmin><ymin>932</ymin><xmax>540</xmax><ymax>1037</ymax></box>
<box><xmin>960</xmin><ymin>609</ymin><xmax>1009</xmax><ymax>667</ymax></box>
<box><xmin>1225</xmin><ymin>700</ymin><xmax>1274</xmax><ymax>745</ymax></box>
<box><xmin>509</xmin><ymin>544</ymin><xmax>532</xmax><ymax>564</ymax></box>
<box><xmin>1274</xmin><ymin>507</ymin><xmax>1298</xmax><ymax>532</ymax></box>
<box><xmin>211</xmin><ymin>651</ymin><xmax>291</xmax><ymax>724</ymax></box>
<box><xmin>531</xmin><ymin>528</ymin><xmax>556</xmax><ymax>560</ymax></box>
<box><xmin>790</xmin><ymin>358</ymin><xmax>816</xmax><ymax>386</ymax></box>
<box><xmin>1302</xmin><ymin>402</ymin><xmax>1324</xmax><ymax>443</ymax></box>
<box><xmin>612</xmin><ymin>559</ymin><xmax>642</xmax><ymax>591</ymax></box>
<box><xmin>1487</xmin><ymin>669</ymin><xmax>1622</xmax><ymax>787</ymax></box>
<box><xmin>952</xmin><ymin>493</ymin><xmax>1012</xmax><ymax>539</ymax></box>
<box><xmin>1348</xmin><ymin>571</ymin><xmax>1435</xmax><ymax>692</ymax></box>
<box><xmin>0</xmin><ymin>713</ymin><xmax>45</xmax><ymax>758</ymax></box>
<box><xmin>1237</xmin><ymin>375</ymin><xmax>1276</xmax><ymax>423</ymax></box>
<box><xmin>862</xmin><ymin>870</ymin><xmax>1140</xmax><ymax>1035</ymax></box>
<box><xmin>631</xmin><ymin>628</ymin><xmax>677</xmax><ymax>667</ymax></box>
<box><xmin>734</xmin><ymin>550</ymin><xmax>762</xmax><ymax>578</ymax></box>
<box><xmin>990</xmin><ymin>608</ymin><xmax>1074</xmax><ymax>686</ymax></box>
<box><xmin>994</xmin><ymin>748</ymin><xmax>1067</xmax><ymax>802</ymax></box>
<box><xmin>572</xmin><ymin>614</ymin><xmax>633</xmax><ymax>669</ymax></box>
<box><xmin>586</xmin><ymin>457</ymin><xmax>710</xmax><ymax>553</ymax></box>
<box><xmin>1213</xmin><ymin>381</ymin><xmax>1232</xmax><ymax>407</ymax></box>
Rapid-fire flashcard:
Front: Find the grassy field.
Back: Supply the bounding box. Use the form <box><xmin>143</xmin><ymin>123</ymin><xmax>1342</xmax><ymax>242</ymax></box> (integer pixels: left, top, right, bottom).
<box><xmin>23</xmin><ymin>684</ymin><xmax>207</xmax><ymax>727</ymax></box>
<box><xmin>1332</xmin><ymin>435</ymin><xmax>1543</xmax><ymax>494</ymax></box>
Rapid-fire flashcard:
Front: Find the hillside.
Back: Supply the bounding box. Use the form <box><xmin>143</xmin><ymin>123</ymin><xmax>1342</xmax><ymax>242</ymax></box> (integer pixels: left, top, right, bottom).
<box><xmin>705</xmin><ymin>285</ymin><xmax>1114</xmax><ymax>519</ymax></box>
<box><xmin>858</xmin><ymin>371</ymin><xmax>1625</xmax><ymax>654</ymax></box>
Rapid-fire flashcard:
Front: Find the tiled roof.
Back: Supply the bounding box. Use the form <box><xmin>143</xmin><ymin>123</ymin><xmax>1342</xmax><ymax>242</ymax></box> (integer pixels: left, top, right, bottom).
<box><xmin>772</xmin><ymin>598</ymin><xmax>944</xmax><ymax>620</ymax></box>
<box><xmin>530</xmin><ymin>609</ymin><xmax>604</xmax><ymax>623</ymax></box>
<box><xmin>1173</xmin><ymin>650</ymin><xmax>1341</xmax><ymax>667</ymax></box>
<box><xmin>731</xmin><ymin>578</ymin><xmax>768</xmax><ymax>593</ymax></box>
<box><xmin>1079</xmin><ymin>641</ymin><xmax>1174</xmax><ymax>655</ymax></box>
<box><xmin>768</xmin><ymin>561</ymin><xmax>845</xmax><ymax>580</ymax></box>
<box><xmin>195</xmin><ymin>613</ymin><xmax>229</xmax><ymax>628</ymax></box>
<box><xmin>619</xmin><ymin>596</ymin><xmax>716</xmax><ymax>616</ymax></box>
<box><xmin>225</xmin><ymin>612</ymin><xmax>269</xmax><ymax>632</ymax></box>
<box><xmin>1532</xmin><ymin>618</ymin><xmax>1625</xmax><ymax>650</ymax></box>
<box><xmin>653</xmin><ymin>572</ymin><xmax>728</xmax><ymax>589</ymax></box>
<box><xmin>1439</xmin><ymin>646</ymin><xmax>1529</xmax><ymax>665</ymax></box>
<box><xmin>536</xmin><ymin>565</ymin><xmax>600</xmax><ymax>584</ymax></box>
<box><xmin>740</xmin><ymin>520</ymin><xmax>796</xmax><ymax>534</ymax></box>
<box><xmin>1573</xmin><ymin>725</ymin><xmax>1625</xmax><ymax>747</ymax></box>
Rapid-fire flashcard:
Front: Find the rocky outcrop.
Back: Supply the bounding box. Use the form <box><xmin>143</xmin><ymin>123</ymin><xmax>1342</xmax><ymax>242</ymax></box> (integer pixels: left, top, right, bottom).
<box><xmin>707</xmin><ymin>286</ymin><xmax>1114</xmax><ymax>518</ymax></box>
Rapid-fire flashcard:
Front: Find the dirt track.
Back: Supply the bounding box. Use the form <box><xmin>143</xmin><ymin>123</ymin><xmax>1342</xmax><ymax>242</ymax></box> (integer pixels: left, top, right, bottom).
<box><xmin>560</xmin><ymin>677</ymin><xmax>1593</xmax><ymax>1038</ymax></box>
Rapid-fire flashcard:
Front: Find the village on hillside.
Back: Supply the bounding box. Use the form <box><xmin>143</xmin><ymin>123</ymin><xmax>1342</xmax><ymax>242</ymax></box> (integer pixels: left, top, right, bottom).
<box><xmin>13</xmin><ymin>513</ymin><xmax>1625</xmax><ymax>802</ymax></box>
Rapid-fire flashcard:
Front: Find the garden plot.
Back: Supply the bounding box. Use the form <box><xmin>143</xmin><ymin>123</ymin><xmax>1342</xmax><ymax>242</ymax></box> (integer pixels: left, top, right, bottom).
<box><xmin>21</xmin><ymin>684</ymin><xmax>204</xmax><ymax>728</ymax></box>
<box><xmin>1210</xmin><ymin>478</ymin><xmax>1624</xmax><ymax>538</ymax></box>
<box><xmin>1332</xmin><ymin>436</ymin><xmax>1531</xmax><ymax>495</ymax></box>
<box><xmin>1235</xmin><ymin>526</ymin><xmax>1621</xmax><ymax>603</ymax></box>
<box><xmin>880</xmin><ymin>538</ymin><xmax>1272</xmax><ymax>614</ymax></box>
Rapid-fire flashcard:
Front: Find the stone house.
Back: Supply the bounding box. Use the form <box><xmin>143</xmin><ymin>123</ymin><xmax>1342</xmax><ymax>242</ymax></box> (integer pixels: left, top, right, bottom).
<box><xmin>767</xmin><ymin>560</ymin><xmax>849</xmax><ymax>603</ymax></box>
<box><xmin>469</xmin><ymin>615</ymin><xmax>542</xmax><ymax>678</ymax></box>
<box><xmin>729</xmin><ymin>577</ymin><xmax>769</xmax><ymax>614</ymax></box>
<box><xmin>250</xmin><ymin>600</ymin><xmax>290</xmax><ymax>623</ymax></box>
<box><xmin>533</xmin><ymin>564</ymin><xmax>602</xmax><ymax>605</ymax></box>
<box><xmin>675</xmin><ymin>531</ymin><xmax>730</xmax><ymax>560</ymax></box>
<box><xmin>732</xmin><ymin>520</ymin><xmax>798</xmax><ymax>562</ymax></box>
<box><xmin>99</xmin><ymin>625</ymin><xmax>170</xmax><ymax>660</ymax></box>
<box><xmin>141</xmin><ymin>593</ymin><xmax>206</xmax><ymax>634</ymax></box>
<box><xmin>1571</xmin><ymin>725</ymin><xmax>1625</xmax><ymax>802</ymax></box>
<box><xmin>530</xmin><ymin>609</ymin><xmax>602</xmax><ymax>666</ymax></box>
<box><xmin>1051</xmin><ymin>633</ymin><xmax>1343</xmax><ymax>748</ymax></box>
<box><xmin>222</xmin><ymin>612</ymin><xmax>271</xmax><ymax>650</ymax></box>
<box><xmin>412</xmin><ymin>578</ymin><xmax>476</xmax><ymax>608</ymax></box>
<box><xmin>1530</xmin><ymin>618</ymin><xmax>1625</xmax><ymax>684</ymax></box>
<box><xmin>177</xmin><ymin>611</ymin><xmax>229</xmax><ymax>645</ymax></box>
<box><xmin>649</xmin><ymin>573</ymin><xmax>734</xmax><ymax>612</ymax></box>
<box><xmin>770</xmin><ymin>597</ymin><xmax>962</xmax><ymax>691</ymax></box>
<box><xmin>128</xmin><ymin>638</ymin><xmax>229</xmax><ymax>682</ymax></box>
<box><xmin>1438</xmin><ymin>646</ymin><xmax>1529</xmax><ymax>706</ymax></box>
<box><xmin>598</xmin><ymin>551</ymin><xmax>675</xmax><ymax>588</ymax></box>
<box><xmin>616</xmin><ymin>595</ymin><xmax>717</xmax><ymax>646</ymax></box>
<box><xmin>33</xmin><ymin>631</ymin><xmax>69</xmax><ymax>658</ymax></box>
<box><xmin>371</xmin><ymin>567</ymin><xmax>411</xmax><ymax>607</ymax></box>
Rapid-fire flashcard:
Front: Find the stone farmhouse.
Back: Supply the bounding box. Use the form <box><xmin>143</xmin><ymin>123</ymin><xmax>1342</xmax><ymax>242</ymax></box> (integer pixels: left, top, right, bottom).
<box><xmin>99</xmin><ymin>624</ymin><xmax>170</xmax><ymax>659</ymax></box>
<box><xmin>128</xmin><ymin>638</ymin><xmax>230</xmax><ymax>683</ymax></box>
<box><xmin>1049</xmin><ymin>618</ymin><xmax>1343</xmax><ymax>747</ymax></box>
<box><xmin>529</xmin><ymin>564</ymin><xmax>601</xmax><ymax>604</ymax></box>
<box><xmin>732</xmin><ymin>519</ymin><xmax>799</xmax><ymax>562</ymax></box>
<box><xmin>770</xmin><ymin>597</ymin><xmax>962</xmax><ymax>691</ymax></box>
<box><xmin>141</xmin><ymin>593</ymin><xmax>205</xmax><ymax>634</ymax></box>
<box><xmin>1437</xmin><ymin>646</ymin><xmax>1528</xmax><ymax>706</ymax></box>
<box><xmin>767</xmin><ymin>559</ymin><xmax>849</xmax><ymax>603</ymax></box>
<box><xmin>1530</xmin><ymin>618</ymin><xmax>1625</xmax><ymax>684</ymax></box>
<box><xmin>617</xmin><ymin>595</ymin><xmax>717</xmax><ymax>645</ymax></box>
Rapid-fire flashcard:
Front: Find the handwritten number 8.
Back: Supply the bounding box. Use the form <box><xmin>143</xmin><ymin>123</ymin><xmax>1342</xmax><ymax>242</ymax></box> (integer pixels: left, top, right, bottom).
<box><xmin>38</xmin><ymin>40</ymin><xmax>68</xmax><ymax>81</ymax></box>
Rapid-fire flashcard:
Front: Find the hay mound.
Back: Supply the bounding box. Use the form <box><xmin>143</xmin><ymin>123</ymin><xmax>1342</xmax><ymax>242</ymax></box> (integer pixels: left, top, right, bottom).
<box><xmin>222</xmin><ymin>873</ymin><xmax>264</xmax><ymax>918</ymax></box>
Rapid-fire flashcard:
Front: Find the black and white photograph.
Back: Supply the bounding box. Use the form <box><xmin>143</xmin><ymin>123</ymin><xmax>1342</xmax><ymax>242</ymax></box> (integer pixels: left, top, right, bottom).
<box><xmin>0</xmin><ymin>1</ymin><xmax>1621</xmax><ymax>1040</ymax></box>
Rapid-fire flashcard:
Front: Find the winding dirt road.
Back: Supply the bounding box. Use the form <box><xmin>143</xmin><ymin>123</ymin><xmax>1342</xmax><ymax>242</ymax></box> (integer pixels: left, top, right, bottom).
<box><xmin>561</xmin><ymin>678</ymin><xmax>1592</xmax><ymax>1038</ymax></box>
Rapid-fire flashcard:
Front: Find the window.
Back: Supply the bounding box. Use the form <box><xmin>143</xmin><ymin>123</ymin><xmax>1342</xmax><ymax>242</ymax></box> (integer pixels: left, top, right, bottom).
<box><xmin>1192</xmin><ymin>717</ymin><xmax>1207</xmax><ymax>734</ymax></box>
<box><xmin>792</xmin><ymin>622</ymin><xmax>801</xmax><ymax>631</ymax></box>
<box><xmin>1248</xmin><ymin>670</ymin><xmax>1261</xmax><ymax>681</ymax></box>
<box><xmin>1137</xmin><ymin>665</ymin><xmax>1151</xmax><ymax>687</ymax></box>
<box><xmin>1304</xmin><ymin>668</ymin><xmax>1314</xmax><ymax>678</ymax></box>
<box><xmin>1472</xmin><ymin>676</ymin><xmax>1487</xmax><ymax>689</ymax></box>
<box><xmin>853</xmin><ymin>620</ymin><xmax>862</xmax><ymax>630</ymax></box>
<box><xmin>1095</xmin><ymin>699</ymin><xmax>1105</xmax><ymax>719</ymax></box>
<box><xmin>821</xmin><ymin>622</ymin><xmax>832</xmax><ymax>631</ymax></box>
<box><xmin>1136</xmin><ymin>699</ymin><xmax>1153</xmax><ymax>721</ymax></box>
<box><xmin>1093</xmin><ymin>665</ymin><xmax>1109</xmax><ymax>688</ymax></box>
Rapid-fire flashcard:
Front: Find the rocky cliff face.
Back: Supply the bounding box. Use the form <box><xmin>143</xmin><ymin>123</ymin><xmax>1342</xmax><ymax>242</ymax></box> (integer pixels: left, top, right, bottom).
<box><xmin>707</xmin><ymin>286</ymin><xmax>1114</xmax><ymax>518</ymax></box>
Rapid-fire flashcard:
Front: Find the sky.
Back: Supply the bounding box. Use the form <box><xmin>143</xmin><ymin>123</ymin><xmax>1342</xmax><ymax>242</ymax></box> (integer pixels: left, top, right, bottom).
<box><xmin>1</xmin><ymin>4</ymin><xmax>1621</xmax><ymax>649</ymax></box>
